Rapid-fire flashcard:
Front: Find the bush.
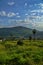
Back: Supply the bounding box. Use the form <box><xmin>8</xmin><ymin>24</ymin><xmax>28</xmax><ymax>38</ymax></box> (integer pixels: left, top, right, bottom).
<box><xmin>17</xmin><ymin>40</ymin><xmax>24</xmax><ymax>46</ymax></box>
<box><xmin>32</xmin><ymin>55</ymin><xmax>41</xmax><ymax>64</ymax></box>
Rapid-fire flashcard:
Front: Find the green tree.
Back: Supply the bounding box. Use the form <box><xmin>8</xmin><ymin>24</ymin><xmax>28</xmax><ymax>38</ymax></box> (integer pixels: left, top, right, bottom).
<box><xmin>32</xmin><ymin>29</ymin><xmax>36</xmax><ymax>40</ymax></box>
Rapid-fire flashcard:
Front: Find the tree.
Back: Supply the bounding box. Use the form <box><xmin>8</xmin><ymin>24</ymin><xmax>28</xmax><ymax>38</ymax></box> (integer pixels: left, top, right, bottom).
<box><xmin>32</xmin><ymin>29</ymin><xmax>36</xmax><ymax>40</ymax></box>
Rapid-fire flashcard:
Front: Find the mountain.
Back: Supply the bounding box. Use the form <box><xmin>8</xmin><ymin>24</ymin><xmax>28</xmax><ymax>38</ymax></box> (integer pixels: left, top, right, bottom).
<box><xmin>0</xmin><ymin>26</ymin><xmax>43</xmax><ymax>39</ymax></box>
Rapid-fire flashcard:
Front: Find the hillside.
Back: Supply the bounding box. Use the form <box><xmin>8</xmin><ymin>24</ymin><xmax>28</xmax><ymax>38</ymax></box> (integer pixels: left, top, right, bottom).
<box><xmin>0</xmin><ymin>26</ymin><xmax>43</xmax><ymax>39</ymax></box>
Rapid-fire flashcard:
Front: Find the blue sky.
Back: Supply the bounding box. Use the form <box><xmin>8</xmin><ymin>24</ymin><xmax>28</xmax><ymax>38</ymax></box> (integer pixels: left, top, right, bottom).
<box><xmin>0</xmin><ymin>0</ymin><xmax>43</xmax><ymax>31</ymax></box>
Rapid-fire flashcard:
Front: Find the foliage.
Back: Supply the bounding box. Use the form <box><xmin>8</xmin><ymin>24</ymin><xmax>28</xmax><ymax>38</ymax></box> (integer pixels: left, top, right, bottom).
<box><xmin>17</xmin><ymin>40</ymin><xmax>24</xmax><ymax>45</ymax></box>
<box><xmin>0</xmin><ymin>40</ymin><xmax>43</xmax><ymax>65</ymax></box>
<box><xmin>32</xmin><ymin>29</ymin><xmax>36</xmax><ymax>40</ymax></box>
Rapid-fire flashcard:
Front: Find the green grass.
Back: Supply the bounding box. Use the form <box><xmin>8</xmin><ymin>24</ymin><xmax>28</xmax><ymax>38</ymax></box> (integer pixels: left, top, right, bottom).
<box><xmin>0</xmin><ymin>40</ymin><xmax>43</xmax><ymax>65</ymax></box>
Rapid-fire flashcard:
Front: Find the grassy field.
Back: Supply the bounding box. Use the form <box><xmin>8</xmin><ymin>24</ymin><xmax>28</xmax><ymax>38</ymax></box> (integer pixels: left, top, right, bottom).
<box><xmin>0</xmin><ymin>40</ymin><xmax>43</xmax><ymax>65</ymax></box>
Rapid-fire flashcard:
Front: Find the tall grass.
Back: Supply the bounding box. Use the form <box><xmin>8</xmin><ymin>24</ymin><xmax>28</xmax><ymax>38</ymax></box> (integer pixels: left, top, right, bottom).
<box><xmin>0</xmin><ymin>40</ymin><xmax>43</xmax><ymax>65</ymax></box>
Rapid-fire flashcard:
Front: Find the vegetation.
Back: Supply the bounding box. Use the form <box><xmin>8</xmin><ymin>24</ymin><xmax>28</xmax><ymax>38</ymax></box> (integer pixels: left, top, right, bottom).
<box><xmin>32</xmin><ymin>29</ymin><xmax>36</xmax><ymax>40</ymax></box>
<box><xmin>17</xmin><ymin>40</ymin><xmax>24</xmax><ymax>45</ymax></box>
<box><xmin>29</xmin><ymin>36</ymin><xmax>32</xmax><ymax>41</ymax></box>
<box><xmin>0</xmin><ymin>28</ymin><xmax>43</xmax><ymax>65</ymax></box>
<box><xmin>0</xmin><ymin>40</ymin><xmax>43</xmax><ymax>65</ymax></box>
<box><xmin>0</xmin><ymin>26</ymin><xmax>43</xmax><ymax>39</ymax></box>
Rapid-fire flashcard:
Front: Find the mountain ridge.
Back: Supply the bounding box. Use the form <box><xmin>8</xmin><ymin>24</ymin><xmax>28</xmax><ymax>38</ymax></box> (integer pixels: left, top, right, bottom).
<box><xmin>0</xmin><ymin>26</ymin><xmax>43</xmax><ymax>39</ymax></box>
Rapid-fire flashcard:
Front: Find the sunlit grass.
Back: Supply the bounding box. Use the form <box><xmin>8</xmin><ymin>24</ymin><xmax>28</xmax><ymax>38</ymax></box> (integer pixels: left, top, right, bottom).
<box><xmin>0</xmin><ymin>40</ymin><xmax>43</xmax><ymax>65</ymax></box>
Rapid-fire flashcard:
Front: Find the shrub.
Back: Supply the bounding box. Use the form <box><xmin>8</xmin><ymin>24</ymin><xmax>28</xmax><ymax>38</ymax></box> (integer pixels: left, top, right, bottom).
<box><xmin>6</xmin><ymin>57</ymin><xmax>20</xmax><ymax>65</ymax></box>
<box><xmin>17</xmin><ymin>40</ymin><xmax>24</xmax><ymax>46</ymax></box>
<box><xmin>32</xmin><ymin>55</ymin><xmax>41</xmax><ymax>64</ymax></box>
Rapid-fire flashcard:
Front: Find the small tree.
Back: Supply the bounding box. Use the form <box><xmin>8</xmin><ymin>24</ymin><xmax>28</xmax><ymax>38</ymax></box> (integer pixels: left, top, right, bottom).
<box><xmin>32</xmin><ymin>29</ymin><xmax>36</xmax><ymax>40</ymax></box>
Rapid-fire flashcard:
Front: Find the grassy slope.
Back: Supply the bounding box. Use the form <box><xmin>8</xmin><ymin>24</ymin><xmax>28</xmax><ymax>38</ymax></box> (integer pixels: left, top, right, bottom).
<box><xmin>0</xmin><ymin>40</ymin><xmax>43</xmax><ymax>65</ymax></box>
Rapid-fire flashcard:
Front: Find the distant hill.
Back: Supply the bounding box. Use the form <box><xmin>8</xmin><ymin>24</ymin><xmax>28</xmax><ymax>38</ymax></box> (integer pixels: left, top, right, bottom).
<box><xmin>0</xmin><ymin>26</ymin><xmax>43</xmax><ymax>39</ymax></box>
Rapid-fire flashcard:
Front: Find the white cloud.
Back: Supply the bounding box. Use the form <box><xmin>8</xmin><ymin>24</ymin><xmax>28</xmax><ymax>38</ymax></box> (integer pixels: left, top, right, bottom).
<box><xmin>31</xmin><ymin>13</ymin><xmax>36</xmax><ymax>16</ymax></box>
<box><xmin>0</xmin><ymin>11</ymin><xmax>16</xmax><ymax>17</ymax></box>
<box><xmin>38</xmin><ymin>3</ymin><xmax>43</xmax><ymax>7</ymax></box>
<box><xmin>31</xmin><ymin>9</ymin><xmax>43</xmax><ymax>13</ymax></box>
<box><xmin>25</xmin><ymin>13</ymin><xmax>28</xmax><ymax>16</ymax></box>
<box><xmin>24</xmin><ymin>18</ymin><xmax>32</xmax><ymax>24</ymax></box>
<box><xmin>8</xmin><ymin>2</ymin><xmax>15</xmax><ymax>6</ymax></box>
<box><xmin>17</xmin><ymin>15</ymin><xmax>21</xmax><ymax>18</ymax></box>
<box><xmin>7</xmin><ymin>12</ymin><xmax>16</xmax><ymax>17</ymax></box>
<box><xmin>23</xmin><ymin>13</ymin><xmax>43</xmax><ymax>31</ymax></box>
<box><xmin>25</xmin><ymin>3</ymin><xmax>27</xmax><ymax>6</ymax></box>
<box><xmin>32</xmin><ymin>21</ymin><xmax>43</xmax><ymax>31</ymax></box>
<box><xmin>30</xmin><ymin>3</ymin><xmax>43</xmax><ymax>15</ymax></box>
<box><xmin>16</xmin><ymin>13</ymin><xmax>19</xmax><ymax>15</ymax></box>
<box><xmin>35</xmin><ymin>22</ymin><xmax>43</xmax><ymax>27</ymax></box>
<box><xmin>34</xmin><ymin>3</ymin><xmax>43</xmax><ymax>8</ymax></box>
<box><xmin>0</xmin><ymin>11</ymin><xmax>6</xmax><ymax>16</ymax></box>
